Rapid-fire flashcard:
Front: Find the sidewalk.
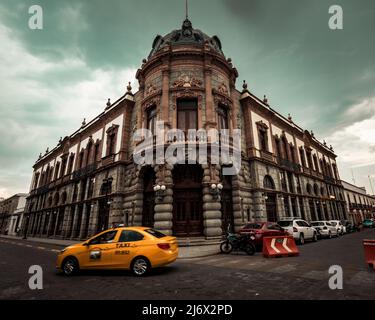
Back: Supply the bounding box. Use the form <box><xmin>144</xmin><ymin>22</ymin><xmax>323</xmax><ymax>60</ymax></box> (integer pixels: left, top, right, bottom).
<box><xmin>0</xmin><ymin>235</ymin><xmax>219</xmax><ymax>259</ymax></box>
<box><xmin>0</xmin><ymin>234</ymin><xmax>79</xmax><ymax>247</ymax></box>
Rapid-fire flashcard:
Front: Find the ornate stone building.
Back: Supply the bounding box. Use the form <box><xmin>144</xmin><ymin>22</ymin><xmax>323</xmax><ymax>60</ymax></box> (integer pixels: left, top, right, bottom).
<box><xmin>342</xmin><ymin>181</ymin><xmax>375</xmax><ymax>224</ymax></box>
<box><xmin>23</xmin><ymin>17</ymin><xmax>347</xmax><ymax>245</ymax></box>
<box><xmin>0</xmin><ymin>193</ymin><xmax>28</xmax><ymax>235</ymax></box>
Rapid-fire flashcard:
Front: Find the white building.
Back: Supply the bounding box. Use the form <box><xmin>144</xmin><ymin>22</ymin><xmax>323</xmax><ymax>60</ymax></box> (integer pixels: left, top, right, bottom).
<box><xmin>341</xmin><ymin>181</ymin><xmax>375</xmax><ymax>224</ymax></box>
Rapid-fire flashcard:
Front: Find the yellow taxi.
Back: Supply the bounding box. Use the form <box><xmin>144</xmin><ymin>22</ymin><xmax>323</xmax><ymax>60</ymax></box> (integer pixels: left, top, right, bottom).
<box><xmin>56</xmin><ymin>226</ymin><xmax>178</xmax><ymax>276</ymax></box>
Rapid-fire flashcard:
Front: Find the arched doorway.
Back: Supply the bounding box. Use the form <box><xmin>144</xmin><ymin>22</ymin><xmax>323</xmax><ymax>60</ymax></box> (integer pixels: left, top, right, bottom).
<box><xmin>142</xmin><ymin>167</ymin><xmax>156</xmax><ymax>227</ymax></box>
<box><xmin>172</xmin><ymin>165</ymin><xmax>203</xmax><ymax>237</ymax></box>
<box><xmin>221</xmin><ymin>174</ymin><xmax>234</xmax><ymax>233</ymax></box>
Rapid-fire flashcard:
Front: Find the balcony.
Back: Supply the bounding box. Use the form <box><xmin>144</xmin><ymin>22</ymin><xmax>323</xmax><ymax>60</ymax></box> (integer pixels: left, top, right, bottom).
<box><xmin>260</xmin><ymin>150</ymin><xmax>274</xmax><ymax>162</ymax></box>
<box><xmin>277</xmin><ymin>157</ymin><xmax>301</xmax><ymax>173</ymax></box>
<box><xmin>324</xmin><ymin>175</ymin><xmax>336</xmax><ymax>184</ymax></box>
<box><xmin>72</xmin><ymin>163</ymin><xmax>97</xmax><ymax>180</ymax></box>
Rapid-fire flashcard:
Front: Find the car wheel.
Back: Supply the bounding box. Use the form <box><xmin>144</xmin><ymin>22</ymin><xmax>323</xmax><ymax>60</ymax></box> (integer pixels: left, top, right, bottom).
<box><xmin>62</xmin><ymin>257</ymin><xmax>79</xmax><ymax>276</ymax></box>
<box><xmin>131</xmin><ymin>257</ymin><xmax>150</xmax><ymax>277</ymax></box>
<box><xmin>245</xmin><ymin>243</ymin><xmax>256</xmax><ymax>256</ymax></box>
<box><xmin>313</xmin><ymin>232</ymin><xmax>318</xmax><ymax>242</ymax></box>
<box><xmin>299</xmin><ymin>233</ymin><xmax>305</xmax><ymax>245</ymax></box>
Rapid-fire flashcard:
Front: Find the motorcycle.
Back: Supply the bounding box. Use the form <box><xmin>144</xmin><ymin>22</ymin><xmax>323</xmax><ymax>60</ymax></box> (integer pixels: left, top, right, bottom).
<box><xmin>220</xmin><ymin>231</ymin><xmax>256</xmax><ymax>255</ymax></box>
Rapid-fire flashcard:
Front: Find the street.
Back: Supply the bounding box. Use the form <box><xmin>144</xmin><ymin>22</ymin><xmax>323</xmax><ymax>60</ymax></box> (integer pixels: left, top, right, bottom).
<box><xmin>0</xmin><ymin>229</ymin><xmax>374</xmax><ymax>300</ymax></box>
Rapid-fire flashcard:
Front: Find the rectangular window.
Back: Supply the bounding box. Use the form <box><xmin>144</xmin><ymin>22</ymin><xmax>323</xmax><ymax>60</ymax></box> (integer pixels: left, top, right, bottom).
<box><xmin>177</xmin><ymin>99</ymin><xmax>198</xmax><ymax>134</ymax></box>
<box><xmin>299</xmin><ymin>148</ymin><xmax>306</xmax><ymax>167</ymax></box>
<box><xmin>217</xmin><ymin>106</ymin><xmax>229</xmax><ymax>130</ymax></box>
<box><xmin>313</xmin><ymin>155</ymin><xmax>319</xmax><ymax>172</ymax></box>
<box><xmin>275</xmin><ymin>138</ymin><xmax>281</xmax><ymax>158</ymax></box>
<box><xmin>306</xmin><ymin>150</ymin><xmax>313</xmax><ymax>169</ymax></box>
<box><xmin>147</xmin><ymin>106</ymin><xmax>157</xmax><ymax>136</ymax></box>
<box><xmin>259</xmin><ymin>130</ymin><xmax>268</xmax><ymax>151</ymax></box>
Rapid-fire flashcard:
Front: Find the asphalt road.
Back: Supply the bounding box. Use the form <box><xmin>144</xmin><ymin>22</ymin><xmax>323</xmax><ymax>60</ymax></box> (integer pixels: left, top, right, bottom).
<box><xmin>0</xmin><ymin>229</ymin><xmax>374</xmax><ymax>300</ymax></box>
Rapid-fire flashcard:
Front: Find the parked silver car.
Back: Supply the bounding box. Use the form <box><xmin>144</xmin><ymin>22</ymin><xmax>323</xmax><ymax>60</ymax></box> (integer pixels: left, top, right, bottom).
<box><xmin>278</xmin><ymin>218</ymin><xmax>318</xmax><ymax>244</ymax></box>
<box><xmin>311</xmin><ymin>221</ymin><xmax>338</xmax><ymax>239</ymax></box>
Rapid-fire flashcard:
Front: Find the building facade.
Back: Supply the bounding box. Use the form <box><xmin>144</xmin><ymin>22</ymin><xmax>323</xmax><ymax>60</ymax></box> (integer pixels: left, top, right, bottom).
<box><xmin>0</xmin><ymin>193</ymin><xmax>28</xmax><ymax>235</ymax></box>
<box><xmin>342</xmin><ymin>180</ymin><xmax>375</xmax><ymax>224</ymax></box>
<box><xmin>22</xmin><ymin>18</ymin><xmax>347</xmax><ymax>244</ymax></box>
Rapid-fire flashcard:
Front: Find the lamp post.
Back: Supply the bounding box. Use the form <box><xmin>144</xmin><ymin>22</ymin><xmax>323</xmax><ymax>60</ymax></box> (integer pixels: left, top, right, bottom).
<box><xmin>210</xmin><ymin>183</ymin><xmax>223</xmax><ymax>201</ymax></box>
<box><xmin>154</xmin><ymin>184</ymin><xmax>166</xmax><ymax>201</ymax></box>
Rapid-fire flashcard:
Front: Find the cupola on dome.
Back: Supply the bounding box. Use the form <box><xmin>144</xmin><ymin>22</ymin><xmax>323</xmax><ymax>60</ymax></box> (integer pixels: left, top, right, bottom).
<box><xmin>148</xmin><ymin>18</ymin><xmax>224</xmax><ymax>58</ymax></box>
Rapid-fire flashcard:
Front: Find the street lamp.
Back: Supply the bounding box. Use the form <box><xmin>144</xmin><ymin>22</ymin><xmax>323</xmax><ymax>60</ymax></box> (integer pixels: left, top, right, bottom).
<box><xmin>210</xmin><ymin>183</ymin><xmax>223</xmax><ymax>201</ymax></box>
<box><xmin>154</xmin><ymin>184</ymin><xmax>166</xmax><ymax>201</ymax></box>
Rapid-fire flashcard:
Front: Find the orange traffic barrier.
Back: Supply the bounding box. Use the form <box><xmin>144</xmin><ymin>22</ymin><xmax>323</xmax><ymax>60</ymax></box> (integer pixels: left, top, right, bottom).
<box><xmin>363</xmin><ymin>239</ymin><xmax>375</xmax><ymax>270</ymax></box>
<box><xmin>263</xmin><ymin>236</ymin><xmax>299</xmax><ymax>258</ymax></box>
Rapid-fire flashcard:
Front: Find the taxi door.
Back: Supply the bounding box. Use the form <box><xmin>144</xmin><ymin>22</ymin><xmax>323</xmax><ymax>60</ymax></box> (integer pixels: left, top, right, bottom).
<box><xmin>112</xmin><ymin>230</ymin><xmax>145</xmax><ymax>269</ymax></box>
<box><xmin>79</xmin><ymin>230</ymin><xmax>119</xmax><ymax>269</ymax></box>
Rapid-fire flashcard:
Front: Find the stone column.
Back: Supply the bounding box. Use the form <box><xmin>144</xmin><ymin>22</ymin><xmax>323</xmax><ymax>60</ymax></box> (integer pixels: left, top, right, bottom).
<box><xmin>232</xmin><ymin>163</ymin><xmax>252</xmax><ymax>231</ymax></box>
<box><xmin>79</xmin><ymin>204</ymin><xmax>88</xmax><ymax>239</ymax></box>
<box><xmin>325</xmin><ymin>201</ymin><xmax>332</xmax><ymax>220</ymax></box>
<box><xmin>313</xmin><ymin>201</ymin><xmax>318</xmax><ymax>221</ymax></box>
<box><xmin>277</xmin><ymin>195</ymin><xmax>286</xmax><ymax>220</ymax></box>
<box><xmin>53</xmin><ymin>210</ymin><xmax>60</xmax><ymax>237</ymax></box>
<box><xmin>108</xmin><ymin>196</ymin><xmax>125</xmax><ymax>227</ymax></box>
<box><xmin>161</xmin><ymin>68</ymin><xmax>170</xmax><ymax>126</ymax></box>
<box><xmin>87</xmin><ymin>201</ymin><xmax>99</xmax><ymax>237</ymax></box>
<box><xmin>70</xmin><ymin>205</ymin><xmax>79</xmax><ymax>239</ymax></box>
<box><xmin>252</xmin><ymin>191</ymin><xmax>266</xmax><ymax>222</ymax></box>
<box><xmin>46</xmin><ymin>212</ymin><xmax>55</xmax><ymax>237</ymax></box>
<box><xmin>202</xmin><ymin>164</ymin><xmax>222</xmax><ymax>238</ymax></box>
<box><xmin>303</xmin><ymin>198</ymin><xmax>312</xmax><ymax>222</ymax></box>
<box><xmin>61</xmin><ymin>207</ymin><xmax>72</xmax><ymax>239</ymax></box>
<box><xmin>295</xmin><ymin>197</ymin><xmax>302</xmax><ymax>218</ymax></box>
<box><xmin>288</xmin><ymin>196</ymin><xmax>293</xmax><ymax>217</ymax></box>
<box><xmin>154</xmin><ymin>164</ymin><xmax>173</xmax><ymax>235</ymax></box>
<box><xmin>319</xmin><ymin>202</ymin><xmax>325</xmax><ymax>220</ymax></box>
<box><xmin>38</xmin><ymin>212</ymin><xmax>46</xmax><ymax>237</ymax></box>
<box><xmin>204</xmin><ymin>68</ymin><xmax>215</xmax><ymax>130</ymax></box>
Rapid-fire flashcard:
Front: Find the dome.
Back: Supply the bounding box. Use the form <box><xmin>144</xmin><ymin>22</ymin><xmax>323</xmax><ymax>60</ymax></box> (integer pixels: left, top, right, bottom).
<box><xmin>148</xmin><ymin>18</ymin><xmax>224</xmax><ymax>58</ymax></box>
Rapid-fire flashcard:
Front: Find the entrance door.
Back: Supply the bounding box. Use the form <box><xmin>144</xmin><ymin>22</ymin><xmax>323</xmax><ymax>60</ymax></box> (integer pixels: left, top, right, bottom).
<box><xmin>221</xmin><ymin>175</ymin><xmax>234</xmax><ymax>233</ymax></box>
<box><xmin>173</xmin><ymin>165</ymin><xmax>203</xmax><ymax>237</ymax></box>
<box><xmin>142</xmin><ymin>167</ymin><xmax>155</xmax><ymax>227</ymax></box>
<box><xmin>266</xmin><ymin>193</ymin><xmax>277</xmax><ymax>222</ymax></box>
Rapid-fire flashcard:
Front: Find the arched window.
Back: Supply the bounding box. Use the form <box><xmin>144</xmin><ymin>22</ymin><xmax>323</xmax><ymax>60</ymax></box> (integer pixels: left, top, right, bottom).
<box><xmin>281</xmin><ymin>136</ymin><xmax>289</xmax><ymax>160</ymax></box>
<box><xmin>320</xmin><ymin>186</ymin><xmax>326</xmax><ymax>196</ymax></box>
<box><xmin>306</xmin><ymin>183</ymin><xmax>313</xmax><ymax>195</ymax></box>
<box><xmin>47</xmin><ymin>196</ymin><xmax>52</xmax><ymax>208</ymax></box>
<box><xmin>61</xmin><ymin>192</ymin><xmax>67</xmax><ymax>204</ymax></box>
<box><xmin>263</xmin><ymin>175</ymin><xmax>275</xmax><ymax>190</ymax></box>
<box><xmin>313</xmin><ymin>184</ymin><xmax>319</xmax><ymax>196</ymax></box>
<box><xmin>54</xmin><ymin>193</ymin><xmax>60</xmax><ymax>206</ymax></box>
<box><xmin>217</xmin><ymin>105</ymin><xmax>229</xmax><ymax>131</ymax></box>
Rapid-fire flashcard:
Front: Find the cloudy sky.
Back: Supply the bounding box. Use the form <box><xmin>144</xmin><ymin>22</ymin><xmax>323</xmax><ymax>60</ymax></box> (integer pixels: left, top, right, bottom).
<box><xmin>0</xmin><ymin>0</ymin><xmax>374</xmax><ymax>198</ymax></box>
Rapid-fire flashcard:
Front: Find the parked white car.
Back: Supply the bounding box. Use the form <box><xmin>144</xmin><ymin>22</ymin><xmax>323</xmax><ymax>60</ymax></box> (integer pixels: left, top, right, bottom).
<box><xmin>330</xmin><ymin>220</ymin><xmax>345</xmax><ymax>235</ymax></box>
<box><xmin>278</xmin><ymin>218</ymin><xmax>318</xmax><ymax>245</ymax></box>
<box><xmin>311</xmin><ymin>221</ymin><xmax>338</xmax><ymax>239</ymax></box>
